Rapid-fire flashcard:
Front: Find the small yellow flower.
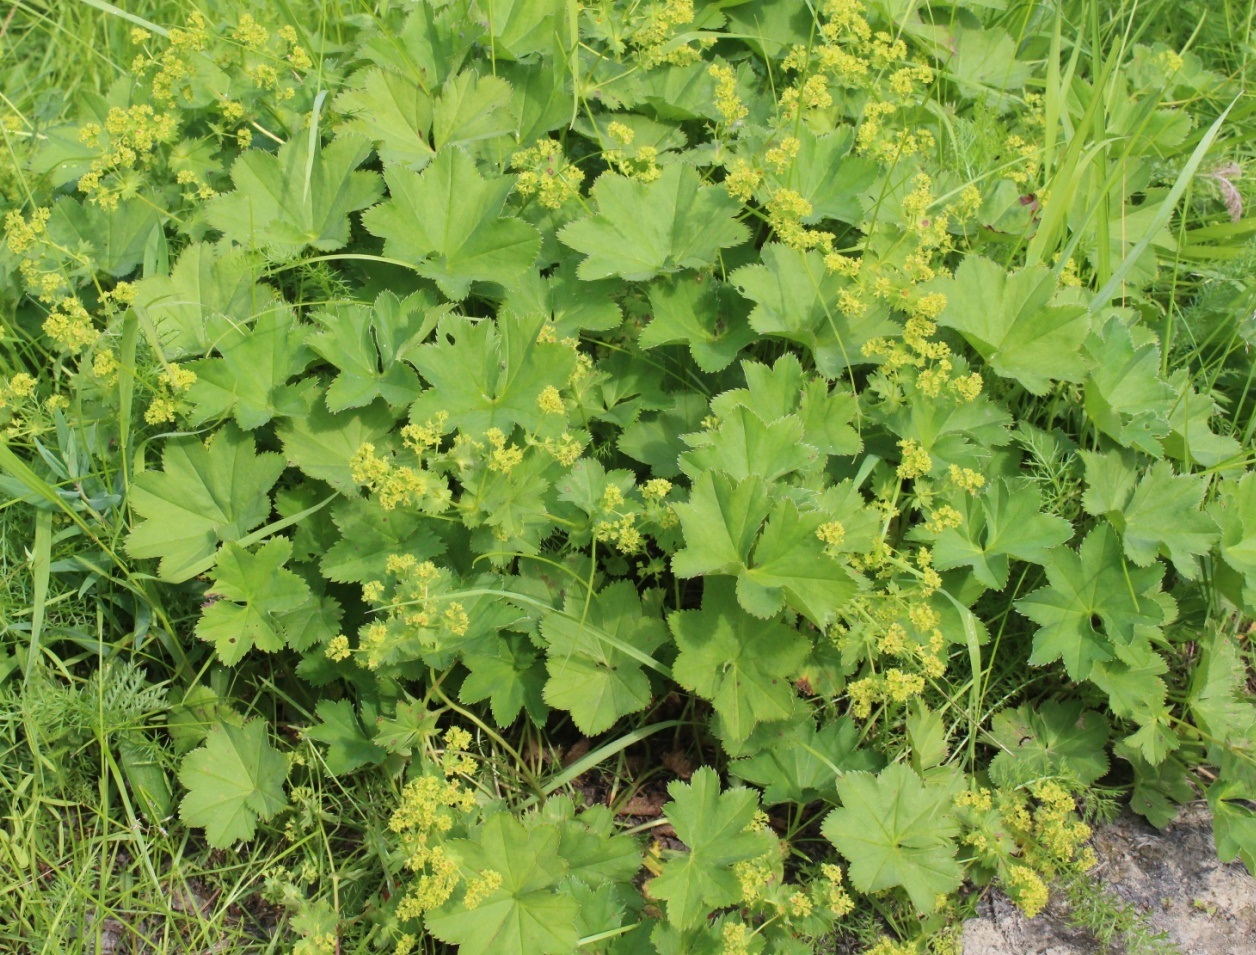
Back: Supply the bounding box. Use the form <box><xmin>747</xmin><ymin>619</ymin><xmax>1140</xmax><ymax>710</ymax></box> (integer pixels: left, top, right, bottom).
<box><xmin>325</xmin><ymin>635</ymin><xmax>352</xmax><ymax>662</ymax></box>
<box><xmin>896</xmin><ymin>438</ymin><xmax>932</xmax><ymax>480</ymax></box>
<box><xmin>463</xmin><ymin>870</ymin><xmax>502</xmax><ymax>909</ymax></box>
<box><xmin>6</xmin><ymin>373</ymin><xmax>36</xmax><ymax>399</ymax></box>
<box><xmin>642</xmin><ymin>478</ymin><xmax>672</xmax><ymax>501</ymax></box>
<box><xmin>537</xmin><ymin>385</ymin><xmax>565</xmax><ymax>415</ymax></box>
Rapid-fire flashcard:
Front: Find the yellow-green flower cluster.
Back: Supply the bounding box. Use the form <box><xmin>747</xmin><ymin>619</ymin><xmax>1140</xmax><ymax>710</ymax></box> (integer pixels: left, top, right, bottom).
<box><xmin>816</xmin><ymin>520</ymin><xmax>846</xmax><ymax>555</ymax></box>
<box><xmin>593</xmin><ymin>483</ymin><xmax>644</xmax><ymax>554</ymax></box>
<box><xmin>846</xmin><ymin>668</ymin><xmax>927</xmax><ymax>718</ymax></box>
<box><xmin>389</xmin><ymin>728</ymin><xmax>482</xmax><ymax>921</ymax></box>
<box><xmin>709</xmin><ymin>63</ymin><xmax>747</xmax><ymax>125</ymax></box>
<box><xmin>511</xmin><ymin>139</ymin><xmax>584</xmax><ymax>209</ymax></box>
<box><xmin>3</xmin><ymin>207</ymin><xmax>49</xmax><ymax>257</ymax></box>
<box><xmin>1023</xmin><ymin>780</ymin><xmax>1095</xmax><ymax>871</ymax></box>
<box><xmin>132</xmin><ymin>9</ymin><xmax>307</xmax><ymax>129</ymax></box>
<box><xmin>896</xmin><ymin>438</ymin><xmax>933</xmax><ymax>480</ymax></box>
<box><xmin>355</xmin><ymin>556</ymin><xmax>471</xmax><ymax>670</ymax></box>
<box><xmin>143</xmin><ymin>363</ymin><xmax>197</xmax><ymax>425</ymax></box>
<box><xmin>77</xmin><ymin>104</ymin><xmax>180</xmax><ymax>210</ymax></box>
<box><xmin>603</xmin><ymin>122</ymin><xmax>662</xmax><ymax>183</ymax></box>
<box><xmin>766</xmin><ymin>188</ymin><xmax>831</xmax><ymax>252</ymax></box>
<box><xmin>462</xmin><ymin>869</ymin><xmax>502</xmax><ymax>909</ymax></box>
<box><xmin>1005</xmin><ymin>864</ymin><xmax>1050</xmax><ymax>917</ymax></box>
<box><xmin>0</xmin><ymin>374</ymin><xmax>37</xmax><ymax>425</ymax></box>
<box><xmin>865</xmin><ymin>937</ymin><xmax>917</xmax><ymax>955</ymax></box>
<box><xmin>720</xmin><ymin>920</ymin><xmax>751</xmax><ymax>955</ymax></box>
<box><xmin>816</xmin><ymin>863</ymin><xmax>855</xmax><ymax>916</ymax></box>
<box><xmin>4</xmin><ymin>207</ymin><xmax>72</xmax><ymax>303</ymax></box>
<box><xmin>324</xmin><ymin>635</ymin><xmax>351</xmax><ymax>662</ymax></box>
<box><xmin>723</xmin><ymin>159</ymin><xmax>762</xmax><ymax>202</ymax></box>
<box><xmin>349</xmin><ymin>442</ymin><xmax>450</xmax><ymax>513</ymax></box>
<box><xmin>955</xmin><ymin>781</ymin><xmax>1096</xmax><ymax>920</ymax></box>
<box><xmin>631</xmin><ymin>0</ymin><xmax>706</xmax><ymax>68</ymax></box>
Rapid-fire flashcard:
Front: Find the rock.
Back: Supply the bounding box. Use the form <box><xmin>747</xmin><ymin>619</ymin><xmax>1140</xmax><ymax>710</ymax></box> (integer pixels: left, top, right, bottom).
<box><xmin>962</xmin><ymin>803</ymin><xmax>1256</xmax><ymax>955</ymax></box>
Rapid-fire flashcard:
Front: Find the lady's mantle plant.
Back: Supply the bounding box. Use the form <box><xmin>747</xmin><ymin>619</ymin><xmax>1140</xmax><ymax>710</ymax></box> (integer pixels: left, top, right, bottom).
<box><xmin>1</xmin><ymin>0</ymin><xmax>1253</xmax><ymax>952</ymax></box>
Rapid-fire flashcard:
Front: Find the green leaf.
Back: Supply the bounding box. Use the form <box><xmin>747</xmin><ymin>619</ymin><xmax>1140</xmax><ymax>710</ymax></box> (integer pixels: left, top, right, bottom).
<box><xmin>737</xmin><ymin>499</ymin><xmax>859</xmax><ymax>627</ymax></box>
<box><xmin>945</xmin><ymin>25</ymin><xmax>1033</xmax><ymax>104</ymax></box>
<box><xmin>427</xmin><ymin>813</ymin><xmax>580</xmax><ymax>955</ymax></box>
<box><xmin>1208</xmin><ymin>772</ymin><xmax>1256</xmax><ymax>873</ymax></box>
<box><xmin>710</xmin><ymin>355</ymin><xmax>861</xmax><ymax>457</ymax></box>
<box><xmin>1080</xmin><ymin>449</ymin><xmax>1140</xmax><ymax>517</ymax></box>
<box><xmin>763</xmin><ymin>125</ymin><xmax>877</xmax><ymax>225</ymax></box>
<box><xmin>134</xmin><ymin>241</ymin><xmax>278</xmax><ymax>360</ymax></box>
<box><xmin>305</xmin><ymin>699</ymin><xmax>386</xmax><ymax>775</ymax></box>
<box><xmin>407</xmin><ymin>311</ymin><xmax>576</xmax><ymax>435</ymax></box>
<box><xmin>186</xmin><ymin>308</ymin><xmax>313</xmax><ymax>429</ymax></box>
<box><xmin>358</xmin><ymin>1</ymin><xmax>478</xmax><ymax>86</ymax></box>
<box><xmin>1083</xmin><ymin>318</ymin><xmax>1175</xmax><ymax>456</ymax></box>
<box><xmin>671</xmin><ymin>471</ymin><xmax>770</xmax><ymax>579</ymax></box>
<box><xmin>542</xmin><ymin>581</ymin><xmax>668</xmax><ymax>735</ymax></box>
<box><xmin>502</xmin><ymin>260</ymin><xmax>624</xmax><ymax>338</ymax></box>
<box><xmin>306</xmin><ymin>292</ymin><xmax>432</xmax><ymax>412</ymax></box>
<box><xmin>732</xmin><ymin>243</ymin><xmax>896</xmax><ymax>377</ymax></box>
<box><xmin>822</xmin><ymin>763</ymin><xmax>962</xmax><ymax>914</ymax></box>
<box><xmin>320</xmin><ymin>497</ymin><xmax>445</xmax><ymax>584</ymax></box>
<box><xmin>1162</xmin><ymin>377</ymin><xmax>1243</xmax><ymax>468</ymax></box>
<box><xmin>276</xmin><ymin>396</ymin><xmax>398</xmax><ymax>496</ymax></box>
<box><xmin>671</xmin><ymin>467</ymin><xmax>855</xmax><ymax>625</ymax></box>
<box><xmin>1188</xmin><ymin>631</ymin><xmax>1256</xmax><ymax>743</ymax></box>
<box><xmin>195</xmin><ymin>539</ymin><xmax>311</xmax><ymax>665</ymax></box>
<box><xmin>1211</xmin><ymin>473</ymin><xmax>1256</xmax><ymax>613</ymax></box>
<box><xmin>206</xmin><ymin>132</ymin><xmax>383</xmax><ymax>258</ymax></box>
<box><xmin>431</xmin><ymin>70</ymin><xmax>515</xmax><ymax>149</ymax></box>
<box><xmin>373</xmin><ymin>700</ymin><xmax>441</xmax><ymax>756</ymax></box>
<box><xmin>988</xmin><ymin>701</ymin><xmax>1111</xmax><ymax>787</ymax></box>
<box><xmin>127</xmin><ymin>426</ymin><xmax>285</xmax><ymax>583</ymax></box>
<box><xmin>559</xmin><ymin>164</ymin><xmax>749</xmax><ymax>281</ymax></box>
<box><xmin>679</xmin><ymin>407</ymin><xmax>820</xmax><ymax>484</ymax></box>
<box><xmin>544</xmin><ymin>800</ymin><xmax>643</xmax><ymax>891</ymax></box>
<box><xmin>641</xmin><ymin>274</ymin><xmax>755</xmax><ymax>373</ymax></box>
<box><xmin>483</xmin><ymin>0</ymin><xmax>570</xmax><ymax>60</ymax></box>
<box><xmin>1016</xmin><ymin>524</ymin><xmax>1166</xmax><ymax>680</ymax></box>
<box><xmin>648</xmin><ymin>767</ymin><xmax>775</xmax><ymax>928</ymax></box>
<box><xmin>930</xmin><ymin>478</ymin><xmax>1073</xmax><ymax>589</ymax></box>
<box><xmin>1118</xmin><ymin>743</ymin><xmax>1193</xmax><ymax>829</ymax></box>
<box><xmin>1119</xmin><ymin>461</ymin><xmax>1217</xmax><ymax>574</ymax></box>
<box><xmin>1083</xmin><ymin>455</ymin><xmax>1217</xmax><ymax>578</ymax></box>
<box><xmin>617</xmin><ymin>392</ymin><xmax>709</xmax><ymax>478</ymax></box>
<box><xmin>335</xmin><ymin>67</ymin><xmax>435</xmax><ymax>170</ymax></box>
<box><xmin>362</xmin><ymin>147</ymin><xmax>540</xmax><ymax>299</ymax></box>
<box><xmin>1090</xmin><ymin>639</ymin><xmax>1170</xmax><ymax>727</ymax></box>
<box><xmin>461</xmin><ymin>633</ymin><xmax>548</xmax><ymax>727</ymax></box>
<box><xmin>178</xmin><ymin>719</ymin><xmax>288</xmax><ymax>848</ymax></box>
<box><xmin>46</xmin><ymin>195</ymin><xmax>159</xmax><ymax>277</ymax></box>
<box><xmin>929</xmin><ymin>257</ymin><xmax>1090</xmax><ymax>395</ymax></box>
<box><xmin>669</xmin><ymin>581</ymin><xmax>808</xmax><ymax>741</ymax></box>
<box><xmin>731</xmin><ymin>717</ymin><xmax>881</xmax><ymax>805</ymax></box>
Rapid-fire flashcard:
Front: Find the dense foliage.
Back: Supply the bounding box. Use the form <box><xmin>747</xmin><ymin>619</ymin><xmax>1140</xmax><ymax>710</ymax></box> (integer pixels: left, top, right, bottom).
<box><xmin>1</xmin><ymin>0</ymin><xmax>1254</xmax><ymax>952</ymax></box>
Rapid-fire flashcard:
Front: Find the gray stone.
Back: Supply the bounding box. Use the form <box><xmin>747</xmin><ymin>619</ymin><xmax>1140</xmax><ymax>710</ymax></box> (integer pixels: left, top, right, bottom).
<box><xmin>962</xmin><ymin>803</ymin><xmax>1256</xmax><ymax>955</ymax></box>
